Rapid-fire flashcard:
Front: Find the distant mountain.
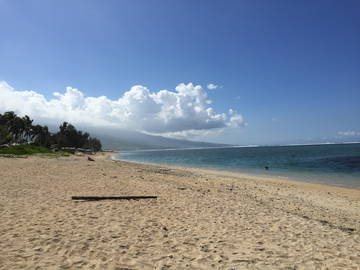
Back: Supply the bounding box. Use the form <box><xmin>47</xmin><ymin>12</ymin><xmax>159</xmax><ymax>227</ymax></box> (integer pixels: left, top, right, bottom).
<box><xmin>40</xmin><ymin>123</ymin><xmax>231</xmax><ymax>151</ymax></box>
<box><xmin>87</xmin><ymin>128</ymin><xmax>231</xmax><ymax>151</ymax></box>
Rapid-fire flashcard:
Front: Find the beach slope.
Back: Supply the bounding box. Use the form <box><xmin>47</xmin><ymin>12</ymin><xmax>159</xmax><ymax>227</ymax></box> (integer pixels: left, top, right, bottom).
<box><xmin>0</xmin><ymin>154</ymin><xmax>359</xmax><ymax>269</ymax></box>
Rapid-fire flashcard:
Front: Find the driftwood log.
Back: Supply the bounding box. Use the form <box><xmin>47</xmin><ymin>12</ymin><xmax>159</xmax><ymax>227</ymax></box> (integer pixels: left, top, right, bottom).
<box><xmin>71</xmin><ymin>196</ymin><xmax>157</xmax><ymax>201</ymax></box>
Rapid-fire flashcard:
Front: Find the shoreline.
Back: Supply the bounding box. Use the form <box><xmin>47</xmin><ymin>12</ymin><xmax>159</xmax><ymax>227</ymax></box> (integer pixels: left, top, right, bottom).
<box><xmin>111</xmin><ymin>155</ymin><xmax>360</xmax><ymax>202</ymax></box>
<box><xmin>1</xmin><ymin>153</ymin><xmax>359</xmax><ymax>269</ymax></box>
<box><xmin>112</xmin><ymin>153</ymin><xmax>360</xmax><ymax>191</ymax></box>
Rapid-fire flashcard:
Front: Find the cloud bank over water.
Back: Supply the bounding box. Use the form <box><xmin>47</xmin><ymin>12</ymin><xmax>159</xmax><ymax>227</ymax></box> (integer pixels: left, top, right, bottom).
<box><xmin>0</xmin><ymin>81</ymin><xmax>245</xmax><ymax>138</ymax></box>
<box><xmin>338</xmin><ymin>130</ymin><xmax>360</xmax><ymax>137</ymax></box>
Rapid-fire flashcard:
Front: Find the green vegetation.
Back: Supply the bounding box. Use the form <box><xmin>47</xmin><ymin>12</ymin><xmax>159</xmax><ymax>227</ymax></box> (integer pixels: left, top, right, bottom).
<box><xmin>0</xmin><ymin>111</ymin><xmax>102</xmax><ymax>154</ymax></box>
<box><xmin>0</xmin><ymin>144</ymin><xmax>51</xmax><ymax>155</ymax></box>
<box><xmin>0</xmin><ymin>145</ymin><xmax>73</xmax><ymax>157</ymax></box>
<box><xmin>54</xmin><ymin>122</ymin><xmax>102</xmax><ymax>151</ymax></box>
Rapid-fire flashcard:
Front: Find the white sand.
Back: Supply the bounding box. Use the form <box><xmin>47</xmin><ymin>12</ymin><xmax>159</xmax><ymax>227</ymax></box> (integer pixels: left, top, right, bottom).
<box><xmin>0</xmin><ymin>153</ymin><xmax>359</xmax><ymax>269</ymax></box>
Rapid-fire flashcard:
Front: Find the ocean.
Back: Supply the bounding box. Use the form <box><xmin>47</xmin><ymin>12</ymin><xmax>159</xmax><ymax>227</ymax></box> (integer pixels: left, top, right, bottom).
<box><xmin>114</xmin><ymin>143</ymin><xmax>360</xmax><ymax>188</ymax></box>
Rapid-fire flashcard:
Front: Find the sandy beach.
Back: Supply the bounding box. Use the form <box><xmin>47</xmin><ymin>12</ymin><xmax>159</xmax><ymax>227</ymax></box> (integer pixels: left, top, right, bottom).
<box><xmin>0</xmin><ymin>153</ymin><xmax>359</xmax><ymax>270</ymax></box>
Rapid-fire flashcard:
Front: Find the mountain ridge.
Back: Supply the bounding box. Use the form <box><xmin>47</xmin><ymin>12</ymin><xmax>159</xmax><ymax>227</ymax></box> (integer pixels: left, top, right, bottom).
<box><xmin>89</xmin><ymin>128</ymin><xmax>231</xmax><ymax>151</ymax></box>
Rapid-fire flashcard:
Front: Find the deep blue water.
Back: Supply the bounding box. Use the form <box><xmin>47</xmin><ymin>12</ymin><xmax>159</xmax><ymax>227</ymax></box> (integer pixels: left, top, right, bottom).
<box><xmin>115</xmin><ymin>143</ymin><xmax>360</xmax><ymax>188</ymax></box>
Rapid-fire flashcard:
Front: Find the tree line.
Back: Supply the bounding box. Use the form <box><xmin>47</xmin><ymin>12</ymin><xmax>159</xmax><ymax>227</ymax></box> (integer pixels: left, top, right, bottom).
<box><xmin>0</xmin><ymin>111</ymin><xmax>102</xmax><ymax>152</ymax></box>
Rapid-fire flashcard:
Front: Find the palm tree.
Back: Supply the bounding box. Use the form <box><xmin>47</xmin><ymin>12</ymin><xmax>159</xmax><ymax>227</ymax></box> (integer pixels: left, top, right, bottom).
<box><xmin>32</xmin><ymin>125</ymin><xmax>51</xmax><ymax>147</ymax></box>
<box><xmin>22</xmin><ymin>115</ymin><xmax>33</xmax><ymax>143</ymax></box>
<box><xmin>10</xmin><ymin>115</ymin><xmax>23</xmax><ymax>143</ymax></box>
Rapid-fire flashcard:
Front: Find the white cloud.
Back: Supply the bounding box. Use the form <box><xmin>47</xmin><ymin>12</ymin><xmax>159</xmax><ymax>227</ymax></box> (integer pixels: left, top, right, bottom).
<box><xmin>207</xmin><ymin>83</ymin><xmax>219</xmax><ymax>90</ymax></box>
<box><xmin>0</xmin><ymin>81</ymin><xmax>245</xmax><ymax>137</ymax></box>
<box><xmin>153</xmin><ymin>128</ymin><xmax>225</xmax><ymax>141</ymax></box>
<box><xmin>229</xmin><ymin>114</ymin><xmax>246</xmax><ymax>128</ymax></box>
<box><xmin>337</xmin><ymin>130</ymin><xmax>360</xmax><ymax>136</ymax></box>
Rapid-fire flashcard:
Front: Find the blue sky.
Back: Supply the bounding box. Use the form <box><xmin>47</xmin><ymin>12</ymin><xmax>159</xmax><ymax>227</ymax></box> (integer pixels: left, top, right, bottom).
<box><xmin>0</xmin><ymin>0</ymin><xmax>359</xmax><ymax>145</ymax></box>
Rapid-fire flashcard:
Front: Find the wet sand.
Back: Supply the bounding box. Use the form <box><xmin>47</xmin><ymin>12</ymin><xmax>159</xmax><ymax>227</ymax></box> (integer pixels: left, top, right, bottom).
<box><xmin>0</xmin><ymin>153</ymin><xmax>359</xmax><ymax>269</ymax></box>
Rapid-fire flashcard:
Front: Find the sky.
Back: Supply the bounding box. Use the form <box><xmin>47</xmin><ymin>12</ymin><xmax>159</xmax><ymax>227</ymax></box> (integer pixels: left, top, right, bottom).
<box><xmin>0</xmin><ymin>0</ymin><xmax>359</xmax><ymax>145</ymax></box>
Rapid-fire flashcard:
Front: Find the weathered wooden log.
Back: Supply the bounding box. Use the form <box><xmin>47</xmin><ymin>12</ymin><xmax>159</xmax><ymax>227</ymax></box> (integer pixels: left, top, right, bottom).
<box><xmin>71</xmin><ymin>196</ymin><xmax>157</xmax><ymax>201</ymax></box>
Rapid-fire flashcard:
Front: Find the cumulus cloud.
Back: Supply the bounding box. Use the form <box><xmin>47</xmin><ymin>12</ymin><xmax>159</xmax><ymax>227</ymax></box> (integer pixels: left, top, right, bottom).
<box><xmin>228</xmin><ymin>109</ymin><xmax>246</xmax><ymax>128</ymax></box>
<box><xmin>152</xmin><ymin>128</ymin><xmax>226</xmax><ymax>141</ymax></box>
<box><xmin>207</xmin><ymin>83</ymin><xmax>219</xmax><ymax>90</ymax></box>
<box><xmin>337</xmin><ymin>130</ymin><xmax>360</xmax><ymax>137</ymax></box>
<box><xmin>0</xmin><ymin>81</ymin><xmax>245</xmax><ymax>137</ymax></box>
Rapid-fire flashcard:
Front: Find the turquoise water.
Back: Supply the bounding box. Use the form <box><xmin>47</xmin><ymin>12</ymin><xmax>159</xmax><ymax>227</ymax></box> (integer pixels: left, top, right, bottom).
<box><xmin>115</xmin><ymin>143</ymin><xmax>360</xmax><ymax>188</ymax></box>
